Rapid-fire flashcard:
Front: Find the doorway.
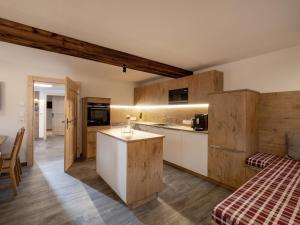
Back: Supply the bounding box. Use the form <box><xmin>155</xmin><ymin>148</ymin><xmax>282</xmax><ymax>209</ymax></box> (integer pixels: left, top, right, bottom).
<box><xmin>33</xmin><ymin>83</ymin><xmax>65</xmax><ymax>163</ymax></box>
<box><xmin>27</xmin><ymin>76</ymin><xmax>80</xmax><ymax>171</ymax></box>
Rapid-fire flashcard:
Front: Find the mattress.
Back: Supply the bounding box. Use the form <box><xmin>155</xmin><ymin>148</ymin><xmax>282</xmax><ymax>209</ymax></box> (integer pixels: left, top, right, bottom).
<box><xmin>246</xmin><ymin>152</ymin><xmax>282</xmax><ymax>169</ymax></box>
<box><xmin>212</xmin><ymin>158</ymin><xmax>300</xmax><ymax>225</ymax></box>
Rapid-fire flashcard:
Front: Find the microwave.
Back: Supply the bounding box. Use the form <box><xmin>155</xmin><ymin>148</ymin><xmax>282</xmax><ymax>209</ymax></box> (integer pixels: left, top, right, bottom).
<box><xmin>87</xmin><ymin>103</ymin><xmax>110</xmax><ymax>126</ymax></box>
<box><xmin>168</xmin><ymin>88</ymin><xmax>188</xmax><ymax>104</ymax></box>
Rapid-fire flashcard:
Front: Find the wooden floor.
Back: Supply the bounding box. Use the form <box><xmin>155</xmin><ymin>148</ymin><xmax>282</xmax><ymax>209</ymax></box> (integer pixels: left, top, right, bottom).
<box><xmin>0</xmin><ymin>136</ymin><xmax>231</xmax><ymax>225</ymax></box>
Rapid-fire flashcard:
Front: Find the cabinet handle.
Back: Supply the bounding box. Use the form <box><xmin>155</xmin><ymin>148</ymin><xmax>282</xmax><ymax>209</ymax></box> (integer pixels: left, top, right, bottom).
<box><xmin>209</xmin><ymin>145</ymin><xmax>245</xmax><ymax>153</ymax></box>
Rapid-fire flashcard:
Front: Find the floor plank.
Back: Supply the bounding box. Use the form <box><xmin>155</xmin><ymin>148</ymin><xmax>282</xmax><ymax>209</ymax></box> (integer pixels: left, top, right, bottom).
<box><xmin>0</xmin><ymin>136</ymin><xmax>231</xmax><ymax>225</ymax></box>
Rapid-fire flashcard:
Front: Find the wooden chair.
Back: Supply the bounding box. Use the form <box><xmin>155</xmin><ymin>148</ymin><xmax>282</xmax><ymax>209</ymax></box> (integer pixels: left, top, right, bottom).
<box><xmin>1</xmin><ymin>128</ymin><xmax>25</xmax><ymax>195</ymax></box>
<box><xmin>2</xmin><ymin>128</ymin><xmax>24</xmax><ymax>179</ymax></box>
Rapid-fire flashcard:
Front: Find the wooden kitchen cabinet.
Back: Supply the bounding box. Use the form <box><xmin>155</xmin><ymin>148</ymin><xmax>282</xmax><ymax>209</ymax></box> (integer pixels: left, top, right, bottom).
<box><xmin>221</xmin><ymin>149</ymin><xmax>247</xmax><ymax>188</ymax></box>
<box><xmin>82</xmin><ymin>97</ymin><xmax>110</xmax><ymax>159</ymax></box>
<box><xmin>208</xmin><ymin>90</ymin><xmax>259</xmax><ymax>189</ymax></box>
<box><xmin>134</xmin><ymin>70</ymin><xmax>223</xmax><ymax>105</ymax></box>
<box><xmin>207</xmin><ymin>146</ymin><xmax>223</xmax><ymax>182</ymax></box>
<box><xmin>208</xmin><ymin>146</ymin><xmax>246</xmax><ymax>188</ymax></box>
<box><xmin>84</xmin><ymin>127</ymin><xmax>99</xmax><ymax>158</ymax></box>
<box><xmin>134</xmin><ymin>82</ymin><xmax>167</xmax><ymax>105</ymax></box>
<box><xmin>188</xmin><ymin>71</ymin><xmax>223</xmax><ymax>103</ymax></box>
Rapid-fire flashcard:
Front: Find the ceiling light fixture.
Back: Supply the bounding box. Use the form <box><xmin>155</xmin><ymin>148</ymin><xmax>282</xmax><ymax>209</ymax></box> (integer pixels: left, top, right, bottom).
<box><xmin>123</xmin><ymin>64</ymin><xmax>127</xmax><ymax>73</ymax></box>
<box><xmin>110</xmin><ymin>104</ymin><xmax>209</xmax><ymax>110</ymax></box>
<box><xmin>34</xmin><ymin>83</ymin><xmax>53</xmax><ymax>88</ymax></box>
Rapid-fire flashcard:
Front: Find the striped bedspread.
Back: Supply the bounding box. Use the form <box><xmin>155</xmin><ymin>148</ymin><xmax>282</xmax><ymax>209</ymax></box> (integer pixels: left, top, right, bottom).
<box><xmin>246</xmin><ymin>152</ymin><xmax>282</xmax><ymax>169</ymax></box>
<box><xmin>212</xmin><ymin>158</ymin><xmax>300</xmax><ymax>225</ymax></box>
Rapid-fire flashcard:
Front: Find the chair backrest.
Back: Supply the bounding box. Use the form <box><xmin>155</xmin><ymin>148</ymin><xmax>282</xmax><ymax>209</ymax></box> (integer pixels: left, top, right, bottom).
<box><xmin>16</xmin><ymin>127</ymin><xmax>25</xmax><ymax>156</ymax></box>
<box><xmin>10</xmin><ymin>127</ymin><xmax>25</xmax><ymax>168</ymax></box>
<box><xmin>9</xmin><ymin>132</ymin><xmax>20</xmax><ymax>159</ymax></box>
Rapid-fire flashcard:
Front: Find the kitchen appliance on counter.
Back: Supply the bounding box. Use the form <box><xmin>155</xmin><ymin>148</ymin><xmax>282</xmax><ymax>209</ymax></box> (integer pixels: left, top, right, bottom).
<box><xmin>191</xmin><ymin>114</ymin><xmax>208</xmax><ymax>131</ymax></box>
<box><xmin>169</xmin><ymin>88</ymin><xmax>188</xmax><ymax>104</ymax></box>
<box><xmin>87</xmin><ymin>102</ymin><xmax>110</xmax><ymax>126</ymax></box>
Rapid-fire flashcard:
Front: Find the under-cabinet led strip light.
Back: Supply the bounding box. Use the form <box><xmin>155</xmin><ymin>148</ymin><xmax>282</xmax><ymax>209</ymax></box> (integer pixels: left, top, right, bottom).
<box><xmin>110</xmin><ymin>104</ymin><xmax>209</xmax><ymax>110</ymax></box>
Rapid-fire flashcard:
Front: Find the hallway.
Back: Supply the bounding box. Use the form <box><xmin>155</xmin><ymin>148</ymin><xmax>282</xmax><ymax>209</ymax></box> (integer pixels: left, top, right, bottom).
<box><xmin>0</xmin><ymin>136</ymin><xmax>231</xmax><ymax>225</ymax></box>
<box><xmin>34</xmin><ymin>136</ymin><xmax>64</xmax><ymax>163</ymax></box>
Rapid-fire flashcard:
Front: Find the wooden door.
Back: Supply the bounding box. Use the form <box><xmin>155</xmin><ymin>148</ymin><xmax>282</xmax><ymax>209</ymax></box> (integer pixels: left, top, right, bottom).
<box><xmin>64</xmin><ymin>77</ymin><xmax>80</xmax><ymax>171</ymax></box>
<box><xmin>52</xmin><ymin>96</ymin><xmax>65</xmax><ymax>135</ymax></box>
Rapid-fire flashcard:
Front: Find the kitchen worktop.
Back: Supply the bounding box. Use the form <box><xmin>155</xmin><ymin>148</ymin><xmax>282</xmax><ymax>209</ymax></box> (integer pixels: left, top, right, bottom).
<box><xmin>98</xmin><ymin>127</ymin><xmax>165</xmax><ymax>142</ymax></box>
<box><xmin>133</xmin><ymin>121</ymin><xmax>208</xmax><ymax>134</ymax></box>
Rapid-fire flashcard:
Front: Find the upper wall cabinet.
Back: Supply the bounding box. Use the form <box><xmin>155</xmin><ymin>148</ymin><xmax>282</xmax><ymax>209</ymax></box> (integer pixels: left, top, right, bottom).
<box><xmin>188</xmin><ymin>71</ymin><xmax>223</xmax><ymax>103</ymax></box>
<box><xmin>134</xmin><ymin>70</ymin><xmax>223</xmax><ymax>105</ymax></box>
<box><xmin>134</xmin><ymin>82</ymin><xmax>168</xmax><ymax>105</ymax></box>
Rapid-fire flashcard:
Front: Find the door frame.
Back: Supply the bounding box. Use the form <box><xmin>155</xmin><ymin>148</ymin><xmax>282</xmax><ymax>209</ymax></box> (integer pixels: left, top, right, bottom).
<box><xmin>27</xmin><ymin>76</ymin><xmax>65</xmax><ymax>166</ymax></box>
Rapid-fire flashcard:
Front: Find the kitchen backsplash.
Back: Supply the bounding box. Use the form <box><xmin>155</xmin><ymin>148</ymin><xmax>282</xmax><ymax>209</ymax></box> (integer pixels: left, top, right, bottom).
<box><xmin>111</xmin><ymin>107</ymin><xmax>208</xmax><ymax>125</ymax></box>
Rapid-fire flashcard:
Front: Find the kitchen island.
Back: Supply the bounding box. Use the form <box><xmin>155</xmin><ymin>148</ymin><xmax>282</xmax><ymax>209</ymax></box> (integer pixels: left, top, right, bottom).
<box><xmin>96</xmin><ymin>127</ymin><xmax>165</xmax><ymax>208</ymax></box>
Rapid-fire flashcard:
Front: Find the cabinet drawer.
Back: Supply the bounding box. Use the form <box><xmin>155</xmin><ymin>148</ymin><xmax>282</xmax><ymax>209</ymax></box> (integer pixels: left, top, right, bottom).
<box><xmin>87</xmin><ymin>132</ymin><xmax>96</xmax><ymax>143</ymax></box>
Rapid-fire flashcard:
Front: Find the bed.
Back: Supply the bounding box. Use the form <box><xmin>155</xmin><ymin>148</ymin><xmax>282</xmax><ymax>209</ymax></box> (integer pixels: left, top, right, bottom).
<box><xmin>212</xmin><ymin>157</ymin><xmax>300</xmax><ymax>225</ymax></box>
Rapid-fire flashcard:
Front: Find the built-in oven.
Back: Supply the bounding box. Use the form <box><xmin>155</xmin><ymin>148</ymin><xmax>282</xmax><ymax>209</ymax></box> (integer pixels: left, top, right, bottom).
<box><xmin>87</xmin><ymin>103</ymin><xmax>110</xmax><ymax>126</ymax></box>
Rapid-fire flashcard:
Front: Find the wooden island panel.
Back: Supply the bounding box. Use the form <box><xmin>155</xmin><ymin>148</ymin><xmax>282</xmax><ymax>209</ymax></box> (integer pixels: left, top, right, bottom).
<box><xmin>126</xmin><ymin>138</ymin><xmax>163</xmax><ymax>207</ymax></box>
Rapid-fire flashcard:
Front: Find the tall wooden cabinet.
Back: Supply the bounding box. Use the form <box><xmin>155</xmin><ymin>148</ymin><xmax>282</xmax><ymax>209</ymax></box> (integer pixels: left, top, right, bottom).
<box><xmin>82</xmin><ymin>97</ymin><xmax>110</xmax><ymax>159</ymax></box>
<box><xmin>208</xmin><ymin>90</ymin><xmax>259</xmax><ymax>188</ymax></box>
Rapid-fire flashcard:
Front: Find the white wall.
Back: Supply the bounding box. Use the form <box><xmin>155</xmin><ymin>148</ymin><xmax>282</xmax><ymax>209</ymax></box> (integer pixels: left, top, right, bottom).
<box><xmin>197</xmin><ymin>45</ymin><xmax>300</xmax><ymax>93</ymax></box>
<box><xmin>0</xmin><ymin>42</ymin><xmax>135</xmax><ymax>163</ymax></box>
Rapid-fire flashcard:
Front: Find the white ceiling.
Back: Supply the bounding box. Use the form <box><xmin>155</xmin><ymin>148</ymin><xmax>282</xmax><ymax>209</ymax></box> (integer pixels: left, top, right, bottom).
<box><xmin>0</xmin><ymin>0</ymin><xmax>300</xmax><ymax>82</ymax></box>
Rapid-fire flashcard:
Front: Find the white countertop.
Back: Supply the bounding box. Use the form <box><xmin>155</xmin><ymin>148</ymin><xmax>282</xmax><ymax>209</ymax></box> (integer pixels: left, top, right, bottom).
<box><xmin>98</xmin><ymin>127</ymin><xmax>165</xmax><ymax>142</ymax></box>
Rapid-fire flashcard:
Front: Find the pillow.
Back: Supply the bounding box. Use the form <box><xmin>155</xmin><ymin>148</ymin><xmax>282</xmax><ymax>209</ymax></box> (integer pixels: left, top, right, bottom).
<box><xmin>287</xmin><ymin>133</ymin><xmax>300</xmax><ymax>161</ymax></box>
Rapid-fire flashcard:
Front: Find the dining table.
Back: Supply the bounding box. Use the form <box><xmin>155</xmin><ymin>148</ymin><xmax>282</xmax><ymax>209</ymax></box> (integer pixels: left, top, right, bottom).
<box><xmin>0</xmin><ymin>135</ymin><xmax>8</xmax><ymax>174</ymax></box>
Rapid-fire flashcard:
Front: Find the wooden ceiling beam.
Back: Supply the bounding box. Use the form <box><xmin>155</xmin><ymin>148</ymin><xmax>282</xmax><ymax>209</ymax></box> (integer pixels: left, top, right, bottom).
<box><xmin>0</xmin><ymin>18</ymin><xmax>193</xmax><ymax>78</ymax></box>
